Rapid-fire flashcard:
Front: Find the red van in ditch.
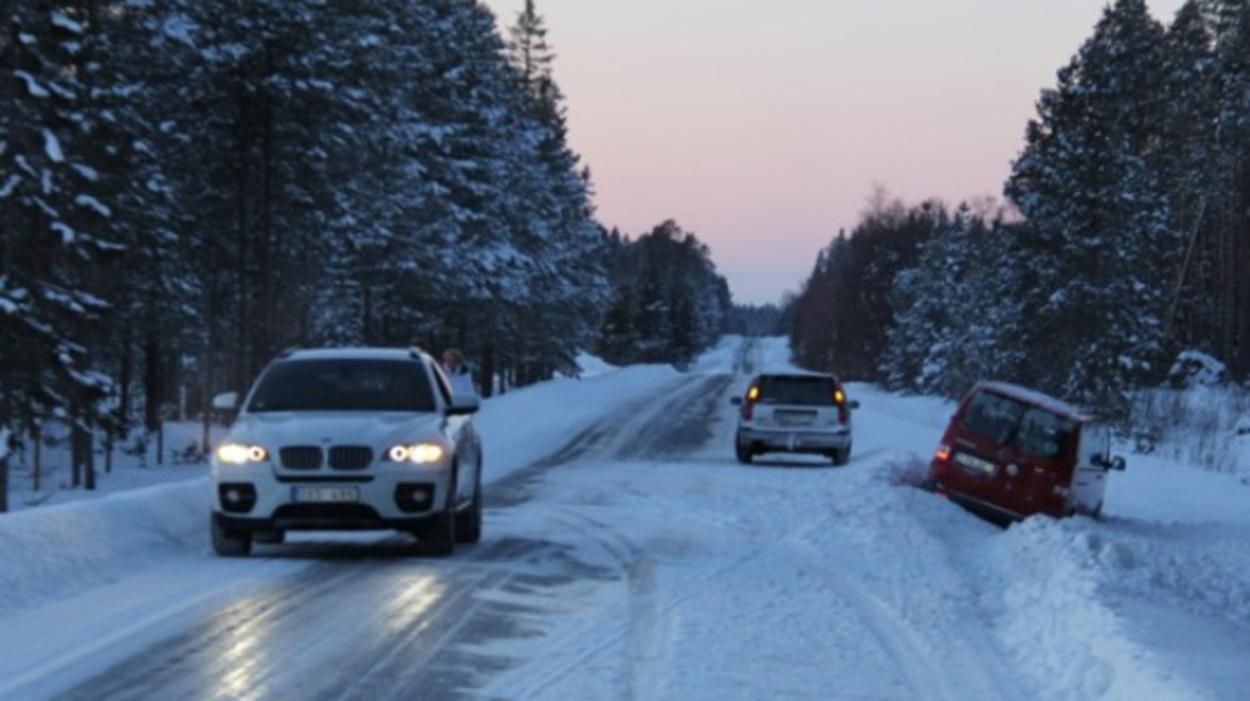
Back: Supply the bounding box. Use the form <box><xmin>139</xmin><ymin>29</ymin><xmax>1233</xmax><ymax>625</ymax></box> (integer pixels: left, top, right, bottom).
<box><xmin>928</xmin><ymin>382</ymin><xmax>1126</xmax><ymax>522</ymax></box>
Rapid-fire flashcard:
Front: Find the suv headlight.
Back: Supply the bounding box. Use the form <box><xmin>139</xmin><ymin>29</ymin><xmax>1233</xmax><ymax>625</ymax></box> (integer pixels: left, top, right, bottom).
<box><xmin>216</xmin><ymin>443</ymin><xmax>269</xmax><ymax>465</ymax></box>
<box><xmin>387</xmin><ymin>443</ymin><xmax>446</xmax><ymax>465</ymax></box>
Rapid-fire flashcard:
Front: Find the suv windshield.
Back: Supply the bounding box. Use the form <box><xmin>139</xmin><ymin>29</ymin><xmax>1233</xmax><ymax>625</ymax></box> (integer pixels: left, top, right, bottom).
<box><xmin>245</xmin><ymin>359</ymin><xmax>436</xmax><ymax>413</ymax></box>
<box><xmin>960</xmin><ymin>390</ymin><xmax>1074</xmax><ymax>459</ymax></box>
<box><xmin>756</xmin><ymin>375</ymin><xmax>837</xmax><ymax>406</ymax></box>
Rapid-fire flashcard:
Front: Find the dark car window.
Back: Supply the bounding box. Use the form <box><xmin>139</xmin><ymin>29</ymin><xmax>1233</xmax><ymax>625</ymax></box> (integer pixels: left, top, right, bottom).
<box><xmin>246</xmin><ymin>359</ymin><xmax>436</xmax><ymax>413</ymax></box>
<box><xmin>756</xmin><ymin>376</ymin><xmax>836</xmax><ymax>405</ymax></box>
<box><xmin>960</xmin><ymin>390</ymin><xmax>1074</xmax><ymax>458</ymax></box>
<box><xmin>1015</xmin><ymin>407</ymin><xmax>1075</xmax><ymax>459</ymax></box>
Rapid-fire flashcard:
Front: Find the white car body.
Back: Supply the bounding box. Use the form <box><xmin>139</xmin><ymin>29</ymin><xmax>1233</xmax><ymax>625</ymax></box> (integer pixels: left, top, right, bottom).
<box><xmin>733</xmin><ymin>373</ymin><xmax>857</xmax><ymax>466</ymax></box>
<box><xmin>210</xmin><ymin>348</ymin><xmax>483</xmax><ymax>556</ymax></box>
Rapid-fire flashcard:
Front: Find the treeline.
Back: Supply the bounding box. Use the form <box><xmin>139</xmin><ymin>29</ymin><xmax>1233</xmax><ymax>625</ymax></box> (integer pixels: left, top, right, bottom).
<box><xmin>0</xmin><ymin>0</ymin><xmax>619</xmax><ymax>500</ymax></box>
<box><xmin>791</xmin><ymin>0</ymin><xmax>1250</xmax><ymax>415</ymax></box>
<box><xmin>597</xmin><ymin>221</ymin><xmax>732</xmax><ymax>365</ymax></box>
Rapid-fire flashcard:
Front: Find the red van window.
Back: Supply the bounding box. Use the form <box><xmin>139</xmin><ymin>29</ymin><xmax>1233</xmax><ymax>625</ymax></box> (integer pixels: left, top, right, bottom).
<box><xmin>960</xmin><ymin>391</ymin><xmax>1024</xmax><ymax>446</ymax></box>
<box><xmin>961</xmin><ymin>390</ymin><xmax>1075</xmax><ymax>458</ymax></box>
<box><xmin>1015</xmin><ymin>408</ymin><xmax>1075</xmax><ymax>459</ymax></box>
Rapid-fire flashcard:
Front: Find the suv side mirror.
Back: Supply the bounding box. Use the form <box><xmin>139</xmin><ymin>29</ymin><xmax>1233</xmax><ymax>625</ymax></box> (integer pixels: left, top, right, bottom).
<box><xmin>848</xmin><ymin>400</ymin><xmax>861</xmax><ymax>410</ymax></box>
<box><xmin>212</xmin><ymin>392</ymin><xmax>239</xmax><ymax>412</ymax></box>
<box><xmin>447</xmin><ymin>395</ymin><xmax>480</xmax><ymax>416</ymax></box>
<box><xmin>730</xmin><ymin>396</ymin><xmax>744</xmax><ymax>406</ymax></box>
<box><xmin>1110</xmin><ymin>456</ymin><xmax>1127</xmax><ymax>472</ymax></box>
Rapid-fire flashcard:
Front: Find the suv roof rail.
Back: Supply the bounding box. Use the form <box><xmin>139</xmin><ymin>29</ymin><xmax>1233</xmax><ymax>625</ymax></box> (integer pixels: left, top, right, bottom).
<box><xmin>277</xmin><ymin>346</ymin><xmax>300</xmax><ymax>359</ymax></box>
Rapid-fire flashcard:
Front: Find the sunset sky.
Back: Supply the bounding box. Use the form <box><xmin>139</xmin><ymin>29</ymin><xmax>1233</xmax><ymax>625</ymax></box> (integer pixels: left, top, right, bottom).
<box><xmin>483</xmin><ymin>0</ymin><xmax>1189</xmax><ymax>304</ymax></box>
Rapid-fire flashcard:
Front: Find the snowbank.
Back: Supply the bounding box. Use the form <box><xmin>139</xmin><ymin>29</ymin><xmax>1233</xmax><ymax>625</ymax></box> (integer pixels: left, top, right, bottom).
<box><xmin>476</xmin><ymin>364</ymin><xmax>679</xmax><ymax>482</ymax></box>
<box><xmin>0</xmin><ymin>480</ymin><xmax>208</xmax><ymax>619</ymax></box>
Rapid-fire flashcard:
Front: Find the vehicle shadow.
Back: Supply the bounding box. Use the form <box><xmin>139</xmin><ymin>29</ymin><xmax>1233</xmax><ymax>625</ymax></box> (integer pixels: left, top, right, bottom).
<box><xmin>256</xmin><ymin>534</ymin><xmax>552</xmax><ymax>562</ymax></box>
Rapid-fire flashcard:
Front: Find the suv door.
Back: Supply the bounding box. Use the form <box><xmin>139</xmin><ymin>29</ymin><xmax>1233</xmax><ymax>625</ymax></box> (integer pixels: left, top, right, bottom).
<box><xmin>431</xmin><ymin>361</ymin><xmax>478</xmax><ymax>505</ymax></box>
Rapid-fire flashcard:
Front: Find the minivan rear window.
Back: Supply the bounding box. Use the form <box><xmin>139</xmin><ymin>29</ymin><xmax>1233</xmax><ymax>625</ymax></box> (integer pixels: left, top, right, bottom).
<box><xmin>756</xmin><ymin>376</ymin><xmax>837</xmax><ymax>406</ymax></box>
<box><xmin>960</xmin><ymin>390</ymin><xmax>1075</xmax><ymax>459</ymax></box>
<box><xmin>246</xmin><ymin>359</ymin><xmax>436</xmax><ymax>413</ymax></box>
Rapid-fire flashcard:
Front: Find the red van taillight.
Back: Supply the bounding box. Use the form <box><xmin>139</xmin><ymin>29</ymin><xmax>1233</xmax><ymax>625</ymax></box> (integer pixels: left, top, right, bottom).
<box><xmin>934</xmin><ymin>444</ymin><xmax>951</xmax><ymax>462</ymax></box>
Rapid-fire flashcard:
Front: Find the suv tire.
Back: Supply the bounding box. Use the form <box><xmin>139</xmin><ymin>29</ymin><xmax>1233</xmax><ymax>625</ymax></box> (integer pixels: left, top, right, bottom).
<box><xmin>735</xmin><ymin>433</ymin><xmax>754</xmax><ymax>465</ymax></box>
<box><xmin>832</xmin><ymin>445</ymin><xmax>852</xmax><ymax>467</ymax></box>
<box><xmin>211</xmin><ymin>514</ymin><xmax>252</xmax><ymax>557</ymax></box>
<box><xmin>455</xmin><ymin>468</ymin><xmax>483</xmax><ymax>545</ymax></box>
<box><xmin>420</xmin><ymin>467</ymin><xmax>458</xmax><ymax>556</ymax></box>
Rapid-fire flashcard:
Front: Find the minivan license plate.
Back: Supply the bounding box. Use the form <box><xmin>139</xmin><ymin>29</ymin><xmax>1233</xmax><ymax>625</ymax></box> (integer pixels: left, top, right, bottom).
<box><xmin>291</xmin><ymin>486</ymin><xmax>359</xmax><ymax>503</ymax></box>
<box><xmin>954</xmin><ymin>452</ymin><xmax>996</xmax><ymax>474</ymax></box>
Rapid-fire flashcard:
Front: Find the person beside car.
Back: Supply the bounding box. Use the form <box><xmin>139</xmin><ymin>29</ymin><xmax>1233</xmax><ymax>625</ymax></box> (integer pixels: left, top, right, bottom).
<box><xmin>442</xmin><ymin>348</ymin><xmax>478</xmax><ymax>397</ymax></box>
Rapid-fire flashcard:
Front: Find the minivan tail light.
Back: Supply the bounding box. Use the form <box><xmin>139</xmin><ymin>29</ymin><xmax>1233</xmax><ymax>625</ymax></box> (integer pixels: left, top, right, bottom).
<box><xmin>834</xmin><ymin>387</ymin><xmax>849</xmax><ymax>424</ymax></box>
<box><xmin>743</xmin><ymin>385</ymin><xmax>759</xmax><ymax>421</ymax></box>
<box><xmin>934</xmin><ymin>444</ymin><xmax>951</xmax><ymax>462</ymax></box>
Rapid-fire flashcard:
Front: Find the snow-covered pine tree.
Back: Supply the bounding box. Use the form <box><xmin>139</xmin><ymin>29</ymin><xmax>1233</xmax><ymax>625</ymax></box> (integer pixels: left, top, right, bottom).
<box><xmin>1209</xmin><ymin>1</ymin><xmax>1250</xmax><ymax>376</ymax></box>
<box><xmin>1160</xmin><ymin>1</ymin><xmax>1222</xmax><ymax>355</ymax></box>
<box><xmin>1006</xmin><ymin>0</ymin><xmax>1174</xmax><ymax>414</ymax></box>
<box><xmin>0</xmin><ymin>3</ymin><xmax>118</xmax><ymax>479</ymax></box>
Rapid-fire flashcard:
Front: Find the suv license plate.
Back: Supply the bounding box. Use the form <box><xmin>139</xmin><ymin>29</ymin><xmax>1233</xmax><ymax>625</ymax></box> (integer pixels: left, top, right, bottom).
<box><xmin>291</xmin><ymin>486</ymin><xmax>360</xmax><ymax>503</ymax></box>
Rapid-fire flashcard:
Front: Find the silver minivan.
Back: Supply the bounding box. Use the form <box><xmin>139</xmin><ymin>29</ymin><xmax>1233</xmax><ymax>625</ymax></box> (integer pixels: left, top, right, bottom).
<box><xmin>731</xmin><ymin>373</ymin><xmax>858</xmax><ymax>466</ymax></box>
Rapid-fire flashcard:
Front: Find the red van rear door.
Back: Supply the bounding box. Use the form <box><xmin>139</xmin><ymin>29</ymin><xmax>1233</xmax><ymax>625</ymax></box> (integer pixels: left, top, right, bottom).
<box><xmin>944</xmin><ymin>390</ymin><xmax>1025</xmax><ymax>514</ymax></box>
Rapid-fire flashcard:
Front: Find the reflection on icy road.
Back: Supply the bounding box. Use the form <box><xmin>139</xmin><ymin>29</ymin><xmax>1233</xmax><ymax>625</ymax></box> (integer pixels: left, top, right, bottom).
<box><xmin>57</xmin><ymin>375</ymin><xmax>733</xmax><ymax>701</ymax></box>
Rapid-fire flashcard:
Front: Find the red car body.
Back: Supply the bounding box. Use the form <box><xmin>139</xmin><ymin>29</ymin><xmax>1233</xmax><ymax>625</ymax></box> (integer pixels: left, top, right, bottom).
<box><xmin>928</xmin><ymin>382</ymin><xmax>1125</xmax><ymax>522</ymax></box>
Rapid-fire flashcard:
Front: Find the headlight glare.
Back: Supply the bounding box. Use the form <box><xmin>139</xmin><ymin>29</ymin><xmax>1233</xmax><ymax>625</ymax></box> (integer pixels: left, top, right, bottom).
<box><xmin>217</xmin><ymin>443</ymin><xmax>268</xmax><ymax>465</ymax></box>
<box><xmin>387</xmin><ymin>442</ymin><xmax>445</xmax><ymax>465</ymax></box>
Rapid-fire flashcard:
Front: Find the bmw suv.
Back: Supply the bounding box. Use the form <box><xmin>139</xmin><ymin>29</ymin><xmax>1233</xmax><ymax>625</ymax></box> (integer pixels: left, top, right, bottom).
<box><xmin>210</xmin><ymin>348</ymin><xmax>483</xmax><ymax>557</ymax></box>
<box><xmin>731</xmin><ymin>373</ymin><xmax>858</xmax><ymax>466</ymax></box>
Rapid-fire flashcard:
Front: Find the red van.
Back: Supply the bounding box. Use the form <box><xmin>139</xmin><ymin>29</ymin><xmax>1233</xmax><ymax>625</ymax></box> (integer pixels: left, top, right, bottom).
<box><xmin>928</xmin><ymin>382</ymin><xmax>1126</xmax><ymax>522</ymax></box>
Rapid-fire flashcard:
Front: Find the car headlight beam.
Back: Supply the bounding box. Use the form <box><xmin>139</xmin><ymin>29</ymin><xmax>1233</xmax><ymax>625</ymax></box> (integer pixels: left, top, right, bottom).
<box><xmin>216</xmin><ymin>443</ymin><xmax>269</xmax><ymax>465</ymax></box>
<box><xmin>387</xmin><ymin>442</ymin><xmax>445</xmax><ymax>465</ymax></box>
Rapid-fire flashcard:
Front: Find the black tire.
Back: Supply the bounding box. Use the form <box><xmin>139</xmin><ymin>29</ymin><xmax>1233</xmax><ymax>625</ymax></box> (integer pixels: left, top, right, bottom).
<box><xmin>734</xmin><ymin>430</ymin><xmax>754</xmax><ymax>464</ymax></box>
<box><xmin>420</xmin><ymin>467</ymin><xmax>458</xmax><ymax>556</ymax></box>
<box><xmin>455</xmin><ymin>468</ymin><xmax>483</xmax><ymax>545</ymax></box>
<box><xmin>832</xmin><ymin>445</ymin><xmax>852</xmax><ymax>467</ymax></box>
<box><xmin>735</xmin><ymin>438</ymin><xmax>754</xmax><ymax>465</ymax></box>
<box><xmin>253</xmin><ymin>529</ymin><xmax>285</xmax><ymax>545</ymax></box>
<box><xmin>211</xmin><ymin>514</ymin><xmax>252</xmax><ymax>558</ymax></box>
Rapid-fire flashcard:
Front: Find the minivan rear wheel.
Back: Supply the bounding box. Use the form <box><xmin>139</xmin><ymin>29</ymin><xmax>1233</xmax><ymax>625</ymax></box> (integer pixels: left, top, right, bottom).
<box><xmin>735</xmin><ymin>433</ymin><xmax>753</xmax><ymax>464</ymax></box>
<box><xmin>832</xmin><ymin>445</ymin><xmax>852</xmax><ymax>467</ymax></box>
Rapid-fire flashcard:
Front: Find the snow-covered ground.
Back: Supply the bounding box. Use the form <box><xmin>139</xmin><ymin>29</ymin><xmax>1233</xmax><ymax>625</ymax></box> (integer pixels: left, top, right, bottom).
<box><xmin>1</xmin><ymin>337</ymin><xmax>1247</xmax><ymax>700</ymax></box>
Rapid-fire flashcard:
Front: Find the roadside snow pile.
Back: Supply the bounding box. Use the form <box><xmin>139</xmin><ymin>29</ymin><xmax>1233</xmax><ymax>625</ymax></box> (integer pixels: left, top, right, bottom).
<box><xmin>453</xmin><ymin>364</ymin><xmax>679</xmax><ymax>482</ymax></box>
<box><xmin>1130</xmin><ymin>384</ymin><xmax>1250</xmax><ymax>476</ymax></box>
<box><xmin>0</xmin><ymin>480</ymin><xmax>206</xmax><ymax>619</ymax></box>
<box><xmin>987</xmin><ymin>518</ymin><xmax>1205</xmax><ymax>701</ymax></box>
<box><xmin>1168</xmin><ymin>351</ymin><xmax>1230</xmax><ymax>389</ymax></box>
<box><xmin>689</xmin><ymin>335</ymin><xmax>744</xmax><ymax>374</ymax></box>
<box><xmin>574</xmin><ymin>352</ymin><xmax>616</xmax><ymax>378</ymax></box>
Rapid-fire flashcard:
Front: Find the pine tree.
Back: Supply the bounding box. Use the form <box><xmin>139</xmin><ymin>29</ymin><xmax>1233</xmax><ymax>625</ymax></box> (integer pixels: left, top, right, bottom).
<box><xmin>0</xmin><ymin>3</ymin><xmax>117</xmax><ymax>454</ymax></box>
<box><xmin>1006</xmin><ymin>0</ymin><xmax>1173</xmax><ymax>413</ymax></box>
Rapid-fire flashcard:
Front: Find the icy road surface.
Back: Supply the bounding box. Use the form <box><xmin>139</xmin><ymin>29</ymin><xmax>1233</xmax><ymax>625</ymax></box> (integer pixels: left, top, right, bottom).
<box><xmin>3</xmin><ymin>338</ymin><xmax>1249</xmax><ymax>700</ymax></box>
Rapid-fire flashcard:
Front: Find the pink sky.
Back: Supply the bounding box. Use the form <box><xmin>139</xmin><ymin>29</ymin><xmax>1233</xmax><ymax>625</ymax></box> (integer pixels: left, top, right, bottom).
<box><xmin>484</xmin><ymin>0</ymin><xmax>1188</xmax><ymax>304</ymax></box>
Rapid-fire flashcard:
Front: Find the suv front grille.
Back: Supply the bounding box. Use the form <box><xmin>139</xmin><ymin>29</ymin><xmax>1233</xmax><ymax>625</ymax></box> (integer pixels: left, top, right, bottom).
<box><xmin>280</xmin><ymin>446</ymin><xmax>323</xmax><ymax>470</ymax></box>
<box><xmin>329</xmin><ymin>445</ymin><xmax>373</xmax><ymax>470</ymax></box>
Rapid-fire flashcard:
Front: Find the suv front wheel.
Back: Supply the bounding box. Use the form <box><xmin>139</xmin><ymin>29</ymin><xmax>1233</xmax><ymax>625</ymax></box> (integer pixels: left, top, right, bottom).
<box><xmin>211</xmin><ymin>514</ymin><xmax>253</xmax><ymax>557</ymax></box>
<box><xmin>418</xmin><ymin>467</ymin><xmax>459</xmax><ymax>556</ymax></box>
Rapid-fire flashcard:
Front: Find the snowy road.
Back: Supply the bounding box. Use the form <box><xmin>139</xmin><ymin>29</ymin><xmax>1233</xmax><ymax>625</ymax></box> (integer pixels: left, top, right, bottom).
<box><xmin>4</xmin><ymin>338</ymin><xmax>1250</xmax><ymax>700</ymax></box>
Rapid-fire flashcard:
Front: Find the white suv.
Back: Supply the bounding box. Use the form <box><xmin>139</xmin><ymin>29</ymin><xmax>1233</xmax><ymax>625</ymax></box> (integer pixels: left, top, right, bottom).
<box><xmin>210</xmin><ymin>348</ymin><xmax>483</xmax><ymax>557</ymax></box>
<box><xmin>731</xmin><ymin>373</ymin><xmax>858</xmax><ymax>466</ymax></box>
